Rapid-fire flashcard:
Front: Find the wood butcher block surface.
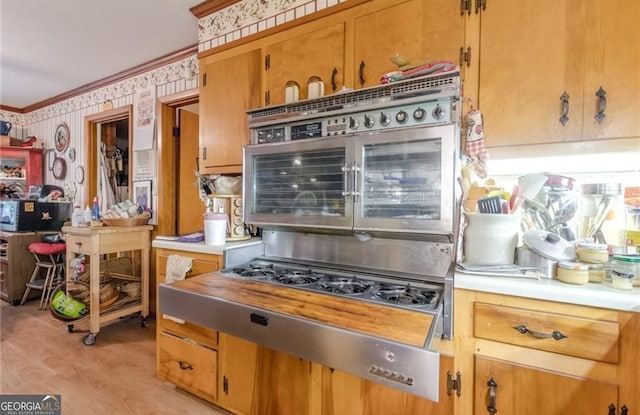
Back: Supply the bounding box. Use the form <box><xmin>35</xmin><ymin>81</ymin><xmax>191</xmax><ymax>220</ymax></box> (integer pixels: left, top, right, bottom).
<box><xmin>168</xmin><ymin>273</ymin><xmax>435</xmax><ymax>347</ymax></box>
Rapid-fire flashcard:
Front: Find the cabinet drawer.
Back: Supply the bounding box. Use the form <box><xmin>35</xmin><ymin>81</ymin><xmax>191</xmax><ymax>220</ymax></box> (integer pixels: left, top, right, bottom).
<box><xmin>64</xmin><ymin>234</ymin><xmax>92</xmax><ymax>255</ymax></box>
<box><xmin>157</xmin><ymin>332</ymin><xmax>217</xmax><ymax>402</ymax></box>
<box><xmin>159</xmin><ymin>316</ymin><xmax>218</xmax><ymax>348</ymax></box>
<box><xmin>157</xmin><ymin>254</ymin><xmax>220</xmax><ymax>279</ymax></box>
<box><xmin>474</xmin><ymin>302</ymin><xmax>620</xmax><ymax>363</ymax></box>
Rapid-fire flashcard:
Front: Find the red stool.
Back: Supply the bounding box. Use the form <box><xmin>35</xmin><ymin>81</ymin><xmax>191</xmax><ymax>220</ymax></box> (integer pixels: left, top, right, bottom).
<box><xmin>20</xmin><ymin>241</ymin><xmax>66</xmax><ymax>310</ymax></box>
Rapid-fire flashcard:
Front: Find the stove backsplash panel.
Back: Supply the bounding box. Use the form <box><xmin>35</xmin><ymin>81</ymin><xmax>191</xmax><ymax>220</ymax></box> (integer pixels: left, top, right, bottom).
<box><xmin>263</xmin><ymin>230</ymin><xmax>453</xmax><ymax>282</ymax></box>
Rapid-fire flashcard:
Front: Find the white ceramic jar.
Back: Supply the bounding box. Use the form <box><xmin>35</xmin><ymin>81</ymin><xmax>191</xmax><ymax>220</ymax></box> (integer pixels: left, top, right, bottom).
<box><xmin>463</xmin><ymin>212</ymin><xmax>521</xmax><ymax>265</ymax></box>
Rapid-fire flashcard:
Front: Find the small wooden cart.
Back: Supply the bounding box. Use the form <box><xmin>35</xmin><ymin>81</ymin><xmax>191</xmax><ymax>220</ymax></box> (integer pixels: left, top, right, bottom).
<box><xmin>62</xmin><ymin>225</ymin><xmax>152</xmax><ymax>345</ymax></box>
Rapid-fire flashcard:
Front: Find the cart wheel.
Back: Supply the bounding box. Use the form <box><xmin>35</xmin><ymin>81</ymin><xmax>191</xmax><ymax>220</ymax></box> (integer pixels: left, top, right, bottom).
<box><xmin>140</xmin><ymin>317</ymin><xmax>148</xmax><ymax>328</ymax></box>
<box><xmin>83</xmin><ymin>333</ymin><xmax>97</xmax><ymax>346</ymax></box>
<box><xmin>67</xmin><ymin>324</ymin><xmax>74</xmax><ymax>333</ymax></box>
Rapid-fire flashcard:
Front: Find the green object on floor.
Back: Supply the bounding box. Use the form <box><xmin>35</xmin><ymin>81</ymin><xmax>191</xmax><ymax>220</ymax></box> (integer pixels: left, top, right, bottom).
<box><xmin>51</xmin><ymin>289</ymin><xmax>88</xmax><ymax>318</ymax></box>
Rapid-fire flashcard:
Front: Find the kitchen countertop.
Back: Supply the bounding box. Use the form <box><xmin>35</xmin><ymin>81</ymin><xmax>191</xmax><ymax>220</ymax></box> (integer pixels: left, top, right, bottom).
<box><xmin>455</xmin><ymin>272</ymin><xmax>640</xmax><ymax>312</ymax></box>
<box><xmin>152</xmin><ymin>236</ymin><xmax>263</xmax><ymax>255</ymax></box>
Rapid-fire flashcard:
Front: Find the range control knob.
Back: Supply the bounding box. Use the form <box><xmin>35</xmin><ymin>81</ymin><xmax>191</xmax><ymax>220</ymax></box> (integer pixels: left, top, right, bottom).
<box><xmin>349</xmin><ymin>116</ymin><xmax>359</xmax><ymax>130</ymax></box>
<box><xmin>413</xmin><ymin>107</ymin><xmax>426</xmax><ymax>121</ymax></box>
<box><xmin>395</xmin><ymin>110</ymin><xmax>408</xmax><ymax>123</ymax></box>
<box><xmin>432</xmin><ymin>104</ymin><xmax>445</xmax><ymax>120</ymax></box>
<box><xmin>380</xmin><ymin>112</ymin><xmax>391</xmax><ymax>126</ymax></box>
<box><xmin>364</xmin><ymin>114</ymin><xmax>375</xmax><ymax>128</ymax></box>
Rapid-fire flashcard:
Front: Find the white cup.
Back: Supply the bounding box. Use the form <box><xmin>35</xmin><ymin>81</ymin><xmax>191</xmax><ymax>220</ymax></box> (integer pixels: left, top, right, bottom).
<box><xmin>204</xmin><ymin>213</ymin><xmax>228</xmax><ymax>246</ymax></box>
<box><xmin>285</xmin><ymin>83</ymin><xmax>299</xmax><ymax>103</ymax></box>
<box><xmin>308</xmin><ymin>81</ymin><xmax>324</xmax><ymax>99</ymax></box>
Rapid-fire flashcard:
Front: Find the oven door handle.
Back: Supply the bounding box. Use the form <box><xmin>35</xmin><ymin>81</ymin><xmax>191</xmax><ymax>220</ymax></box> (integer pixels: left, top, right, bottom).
<box><xmin>352</xmin><ymin>161</ymin><xmax>361</xmax><ymax>202</ymax></box>
<box><xmin>341</xmin><ymin>163</ymin><xmax>352</xmax><ymax>201</ymax></box>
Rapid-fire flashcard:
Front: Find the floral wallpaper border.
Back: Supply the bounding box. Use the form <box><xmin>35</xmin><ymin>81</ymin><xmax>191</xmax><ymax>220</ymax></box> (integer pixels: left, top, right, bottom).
<box><xmin>197</xmin><ymin>0</ymin><xmax>346</xmax><ymax>52</ymax></box>
<box><xmin>0</xmin><ymin>55</ymin><xmax>198</xmax><ymax>127</ymax></box>
<box><xmin>0</xmin><ymin>0</ymin><xmax>344</xmax><ymax>124</ymax></box>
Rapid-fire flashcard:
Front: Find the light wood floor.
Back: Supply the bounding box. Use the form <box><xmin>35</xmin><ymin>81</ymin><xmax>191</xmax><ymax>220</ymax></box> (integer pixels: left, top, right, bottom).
<box><xmin>0</xmin><ymin>299</ymin><xmax>230</xmax><ymax>415</ymax></box>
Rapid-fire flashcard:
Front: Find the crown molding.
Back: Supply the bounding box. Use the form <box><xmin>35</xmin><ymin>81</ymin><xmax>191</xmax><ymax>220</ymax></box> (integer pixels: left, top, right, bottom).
<box><xmin>190</xmin><ymin>0</ymin><xmax>240</xmax><ymax>19</ymax></box>
<box><xmin>5</xmin><ymin>44</ymin><xmax>198</xmax><ymax>115</ymax></box>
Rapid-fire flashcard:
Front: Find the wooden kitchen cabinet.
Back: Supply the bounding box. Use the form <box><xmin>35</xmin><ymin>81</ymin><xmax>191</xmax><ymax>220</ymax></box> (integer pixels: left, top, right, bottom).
<box><xmin>217</xmin><ymin>333</ymin><xmax>314</xmax><ymax>415</ymax></box>
<box><xmin>321</xmin><ymin>354</ymin><xmax>454</xmax><ymax>415</ymax></box>
<box><xmin>198</xmin><ymin>49</ymin><xmax>261</xmax><ymax>175</ymax></box>
<box><xmin>0</xmin><ymin>147</ymin><xmax>43</xmax><ymax>194</ymax></box>
<box><xmin>454</xmin><ymin>289</ymin><xmax>640</xmax><ymax>415</ymax></box>
<box><xmin>475</xmin><ymin>0</ymin><xmax>640</xmax><ymax>146</ymax></box>
<box><xmin>155</xmin><ymin>248</ymin><xmax>221</xmax><ymax>403</ymax></box>
<box><xmin>474</xmin><ymin>356</ymin><xmax>618</xmax><ymax>415</ymax></box>
<box><xmin>0</xmin><ymin>231</ymin><xmax>47</xmax><ymax>305</ymax></box>
<box><xmin>264</xmin><ymin>23</ymin><xmax>345</xmax><ymax>105</ymax></box>
<box><xmin>352</xmin><ymin>0</ymin><xmax>464</xmax><ymax>88</ymax></box>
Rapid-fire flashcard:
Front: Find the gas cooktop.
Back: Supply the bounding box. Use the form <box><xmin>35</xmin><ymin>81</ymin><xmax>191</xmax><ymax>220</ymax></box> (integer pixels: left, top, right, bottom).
<box><xmin>221</xmin><ymin>260</ymin><xmax>443</xmax><ymax>313</ymax></box>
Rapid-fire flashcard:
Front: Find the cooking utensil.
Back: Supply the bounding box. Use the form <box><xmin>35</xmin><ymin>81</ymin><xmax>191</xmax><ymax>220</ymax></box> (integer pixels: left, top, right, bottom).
<box><xmin>477</xmin><ymin>196</ymin><xmax>503</xmax><ymax>214</ymax></box>
<box><xmin>511</xmin><ymin>174</ymin><xmax>548</xmax><ymax>213</ymax></box>
<box><xmin>522</xmin><ymin>229</ymin><xmax>576</xmax><ymax>262</ymax></box>
<box><xmin>516</xmin><ymin>246</ymin><xmax>558</xmax><ymax>278</ymax></box>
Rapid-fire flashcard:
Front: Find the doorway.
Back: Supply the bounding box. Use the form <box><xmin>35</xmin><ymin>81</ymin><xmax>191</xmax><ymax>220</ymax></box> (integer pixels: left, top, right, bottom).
<box><xmin>84</xmin><ymin>106</ymin><xmax>133</xmax><ymax>211</ymax></box>
<box><xmin>156</xmin><ymin>89</ymin><xmax>200</xmax><ymax>237</ymax></box>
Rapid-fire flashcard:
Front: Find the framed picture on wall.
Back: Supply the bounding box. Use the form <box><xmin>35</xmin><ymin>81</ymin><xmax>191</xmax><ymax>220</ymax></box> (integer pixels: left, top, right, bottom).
<box><xmin>132</xmin><ymin>180</ymin><xmax>152</xmax><ymax>217</ymax></box>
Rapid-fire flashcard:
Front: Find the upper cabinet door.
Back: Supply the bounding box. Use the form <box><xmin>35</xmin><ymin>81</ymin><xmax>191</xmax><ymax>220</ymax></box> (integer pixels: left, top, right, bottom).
<box><xmin>478</xmin><ymin>0</ymin><xmax>582</xmax><ymax>146</ymax></box>
<box><xmin>478</xmin><ymin>0</ymin><xmax>639</xmax><ymax>147</ymax></box>
<box><xmin>581</xmin><ymin>0</ymin><xmax>640</xmax><ymax>140</ymax></box>
<box><xmin>199</xmin><ymin>49</ymin><xmax>262</xmax><ymax>175</ymax></box>
<box><xmin>353</xmin><ymin>0</ymin><xmax>464</xmax><ymax>89</ymax></box>
<box><xmin>264</xmin><ymin>23</ymin><xmax>345</xmax><ymax>105</ymax></box>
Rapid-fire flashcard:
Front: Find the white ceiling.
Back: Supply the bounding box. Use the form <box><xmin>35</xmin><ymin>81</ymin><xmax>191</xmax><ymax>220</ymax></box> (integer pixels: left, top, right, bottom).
<box><xmin>0</xmin><ymin>0</ymin><xmax>203</xmax><ymax>110</ymax></box>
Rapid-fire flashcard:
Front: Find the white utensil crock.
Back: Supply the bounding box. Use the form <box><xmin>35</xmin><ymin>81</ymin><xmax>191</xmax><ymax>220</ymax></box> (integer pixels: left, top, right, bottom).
<box><xmin>463</xmin><ymin>212</ymin><xmax>521</xmax><ymax>265</ymax></box>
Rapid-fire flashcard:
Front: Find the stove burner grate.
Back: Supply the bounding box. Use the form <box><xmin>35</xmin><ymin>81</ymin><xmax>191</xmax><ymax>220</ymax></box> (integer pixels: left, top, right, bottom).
<box><xmin>371</xmin><ymin>283</ymin><xmax>438</xmax><ymax>307</ymax></box>
<box><xmin>315</xmin><ymin>276</ymin><xmax>375</xmax><ymax>296</ymax></box>
<box><xmin>232</xmin><ymin>263</ymin><xmax>281</xmax><ymax>278</ymax></box>
<box><xmin>272</xmin><ymin>269</ymin><xmax>325</xmax><ymax>285</ymax></box>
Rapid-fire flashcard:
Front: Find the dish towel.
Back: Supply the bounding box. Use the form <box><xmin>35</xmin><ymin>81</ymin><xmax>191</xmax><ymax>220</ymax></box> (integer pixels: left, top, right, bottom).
<box><xmin>163</xmin><ymin>254</ymin><xmax>193</xmax><ymax>324</ymax></box>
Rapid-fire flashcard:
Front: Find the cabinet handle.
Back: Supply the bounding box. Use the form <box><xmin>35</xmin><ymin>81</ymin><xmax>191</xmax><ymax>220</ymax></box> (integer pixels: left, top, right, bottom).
<box><xmin>358</xmin><ymin>61</ymin><xmax>366</xmax><ymax>86</ymax></box>
<box><xmin>331</xmin><ymin>67</ymin><xmax>338</xmax><ymax>92</ymax></box>
<box><xmin>513</xmin><ymin>324</ymin><xmax>568</xmax><ymax>340</ymax></box>
<box><xmin>352</xmin><ymin>161</ymin><xmax>361</xmax><ymax>203</ymax></box>
<box><xmin>341</xmin><ymin>163</ymin><xmax>352</xmax><ymax>200</ymax></box>
<box><xmin>609</xmin><ymin>404</ymin><xmax>616</xmax><ymax>415</ymax></box>
<box><xmin>621</xmin><ymin>405</ymin><xmax>628</xmax><ymax>415</ymax></box>
<box><xmin>595</xmin><ymin>86</ymin><xmax>607</xmax><ymax>123</ymax></box>
<box><xmin>475</xmin><ymin>0</ymin><xmax>487</xmax><ymax>13</ymax></box>
<box><xmin>487</xmin><ymin>377</ymin><xmax>497</xmax><ymax>415</ymax></box>
<box><xmin>74</xmin><ymin>242</ymin><xmax>83</xmax><ymax>248</ymax></box>
<box><xmin>560</xmin><ymin>91</ymin><xmax>570</xmax><ymax>126</ymax></box>
<box><xmin>178</xmin><ymin>361</ymin><xmax>193</xmax><ymax>370</ymax></box>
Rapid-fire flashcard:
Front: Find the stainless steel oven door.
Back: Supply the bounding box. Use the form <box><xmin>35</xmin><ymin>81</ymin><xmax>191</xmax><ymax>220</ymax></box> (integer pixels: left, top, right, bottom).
<box><xmin>243</xmin><ymin>136</ymin><xmax>355</xmax><ymax>230</ymax></box>
<box><xmin>353</xmin><ymin>123</ymin><xmax>459</xmax><ymax>235</ymax></box>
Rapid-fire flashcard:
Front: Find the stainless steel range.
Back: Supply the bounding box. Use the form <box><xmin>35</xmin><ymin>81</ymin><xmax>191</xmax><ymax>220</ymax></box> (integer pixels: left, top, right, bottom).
<box><xmin>159</xmin><ymin>70</ymin><xmax>462</xmax><ymax>401</ymax></box>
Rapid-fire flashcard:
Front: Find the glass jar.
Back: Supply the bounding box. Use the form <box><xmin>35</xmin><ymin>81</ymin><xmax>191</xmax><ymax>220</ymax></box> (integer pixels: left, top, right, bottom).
<box><xmin>557</xmin><ymin>261</ymin><xmax>589</xmax><ymax>285</ymax></box>
<box><xmin>587</xmin><ymin>263</ymin><xmax>605</xmax><ymax>283</ymax></box>
<box><xmin>612</xmin><ymin>254</ymin><xmax>640</xmax><ymax>286</ymax></box>
<box><xmin>576</xmin><ymin>242</ymin><xmax>609</xmax><ymax>264</ymax></box>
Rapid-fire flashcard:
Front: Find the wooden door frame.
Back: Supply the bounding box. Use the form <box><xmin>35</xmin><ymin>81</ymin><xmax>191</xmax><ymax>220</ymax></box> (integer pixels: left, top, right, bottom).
<box><xmin>84</xmin><ymin>106</ymin><xmax>133</xmax><ymax>208</ymax></box>
<box><xmin>156</xmin><ymin>89</ymin><xmax>198</xmax><ymax>237</ymax></box>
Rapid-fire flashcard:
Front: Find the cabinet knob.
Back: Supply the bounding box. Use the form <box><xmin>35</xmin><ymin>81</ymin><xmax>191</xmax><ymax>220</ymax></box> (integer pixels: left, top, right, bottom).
<box><xmin>178</xmin><ymin>361</ymin><xmax>193</xmax><ymax>370</ymax></box>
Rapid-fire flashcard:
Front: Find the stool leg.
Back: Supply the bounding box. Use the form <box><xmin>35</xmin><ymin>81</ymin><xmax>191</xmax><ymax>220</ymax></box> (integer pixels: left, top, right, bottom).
<box><xmin>19</xmin><ymin>256</ymin><xmax>42</xmax><ymax>306</ymax></box>
<box><xmin>38</xmin><ymin>265</ymin><xmax>55</xmax><ymax>310</ymax></box>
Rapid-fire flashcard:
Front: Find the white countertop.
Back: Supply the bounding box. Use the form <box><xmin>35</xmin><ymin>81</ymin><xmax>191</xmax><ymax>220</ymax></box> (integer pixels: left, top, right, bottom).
<box><xmin>455</xmin><ymin>272</ymin><xmax>640</xmax><ymax>312</ymax></box>
<box><xmin>152</xmin><ymin>236</ymin><xmax>263</xmax><ymax>255</ymax></box>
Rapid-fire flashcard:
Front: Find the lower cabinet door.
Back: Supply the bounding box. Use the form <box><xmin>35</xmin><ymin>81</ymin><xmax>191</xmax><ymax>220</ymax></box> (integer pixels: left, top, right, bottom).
<box><xmin>157</xmin><ymin>332</ymin><xmax>217</xmax><ymax>402</ymax></box>
<box><xmin>321</xmin><ymin>355</ymin><xmax>454</xmax><ymax>415</ymax></box>
<box><xmin>474</xmin><ymin>355</ymin><xmax>618</xmax><ymax>415</ymax></box>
